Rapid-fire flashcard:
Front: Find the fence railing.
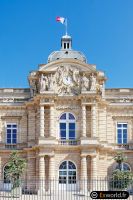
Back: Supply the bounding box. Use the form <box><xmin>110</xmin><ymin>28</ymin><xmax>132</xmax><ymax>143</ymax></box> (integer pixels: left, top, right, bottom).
<box><xmin>58</xmin><ymin>140</ymin><xmax>80</xmax><ymax>145</ymax></box>
<box><xmin>0</xmin><ymin>179</ymin><xmax>133</xmax><ymax>199</ymax></box>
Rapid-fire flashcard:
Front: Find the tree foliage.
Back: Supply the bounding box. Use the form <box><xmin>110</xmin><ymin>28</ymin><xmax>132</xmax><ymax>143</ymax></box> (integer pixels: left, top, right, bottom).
<box><xmin>114</xmin><ymin>152</ymin><xmax>127</xmax><ymax>170</ymax></box>
<box><xmin>110</xmin><ymin>152</ymin><xmax>133</xmax><ymax>190</ymax></box>
<box><xmin>5</xmin><ymin>151</ymin><xmax>27</xmax><ymax>188</ymax></box>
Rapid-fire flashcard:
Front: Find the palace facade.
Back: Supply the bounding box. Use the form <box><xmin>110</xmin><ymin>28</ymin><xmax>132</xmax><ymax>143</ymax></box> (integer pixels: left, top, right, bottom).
<box><xmin>0</xmin><ymin>34</ymin><xmax>133</xmax><ymax>191</ymax></box>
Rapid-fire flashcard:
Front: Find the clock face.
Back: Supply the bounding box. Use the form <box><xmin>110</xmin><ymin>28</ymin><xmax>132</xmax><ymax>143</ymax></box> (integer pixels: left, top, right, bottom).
<box><xmin>63</xmin><ymin>76</ymin><xmax>71</xmax><ymax>85</ymax></box>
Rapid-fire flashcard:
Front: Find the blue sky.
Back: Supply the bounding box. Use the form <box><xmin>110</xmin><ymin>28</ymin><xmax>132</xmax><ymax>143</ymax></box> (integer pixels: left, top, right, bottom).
<box><xmin>0</xmin><ymin>0</ymin><xmax>133</xmax><ymax>88</ymax></box>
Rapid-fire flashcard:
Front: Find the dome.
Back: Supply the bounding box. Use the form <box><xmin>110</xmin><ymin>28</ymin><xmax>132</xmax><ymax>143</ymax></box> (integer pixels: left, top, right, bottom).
<box><xmin>47</xmin><ymin>35</ymin><xmax>87</xmax><ymax>63</ymax></box>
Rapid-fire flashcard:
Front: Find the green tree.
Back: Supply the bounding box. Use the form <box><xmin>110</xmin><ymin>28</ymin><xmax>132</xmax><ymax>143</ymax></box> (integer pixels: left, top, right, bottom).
<box><xmin>5</xmin><ymin>151</ymin><xmax>27</xmax><ymax>189</ymax></box>
<box><xmin>114</xmin><ymin>152</ymin><xmax>127</xmax><ymax>171</ymax></box>
<box><xmin>110</xmin><ymin>152</ymin><xmax>133</xmax><ymax>190</ymax></box>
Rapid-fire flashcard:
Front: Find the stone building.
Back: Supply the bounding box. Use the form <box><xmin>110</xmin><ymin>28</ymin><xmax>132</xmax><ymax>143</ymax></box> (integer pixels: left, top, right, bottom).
<box><xmin>0</xmin><ymin>34</ymin><xmax>133</xmax><ymax>191</ymax></box>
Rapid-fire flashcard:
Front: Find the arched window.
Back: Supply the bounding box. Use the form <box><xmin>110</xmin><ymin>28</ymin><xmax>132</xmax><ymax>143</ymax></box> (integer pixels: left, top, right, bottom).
<box><xmin>116</xmin><ymin>163</ymin><xmax>131</xmax><ymax>171</ymax></box>
<box><xmin>3</xmin><ymin>165</ymin><xmax>10</xmax><ymax>183</ymax></box>
<box><xmin>59</xmin><ymin>113</ymin><xmax>76</xmax><ymax>140</ymax></box>
<box><xmin>59</xmin><ymin>161</ymin><xmax>76</xmax><ymax>184</ymax></box>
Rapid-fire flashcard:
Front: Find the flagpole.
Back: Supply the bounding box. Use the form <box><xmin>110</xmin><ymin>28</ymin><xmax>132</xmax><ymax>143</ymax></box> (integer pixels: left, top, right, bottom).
<box><xmin>65</xmin><ymin>18</ymin><xmax>68</xmax><ymax>35</ymax></box>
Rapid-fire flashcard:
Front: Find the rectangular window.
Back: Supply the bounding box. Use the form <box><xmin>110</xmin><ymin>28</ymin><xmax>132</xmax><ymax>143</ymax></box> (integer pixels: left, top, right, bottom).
<box><xmin>117</xmin><ymin>123</ymin><xmax>127</xmax><ymax>144</ymax></box>
<box><xmin>6</xmin><ymin>123</ymin><xmax>17</xmax><ymax>144</ymax></box>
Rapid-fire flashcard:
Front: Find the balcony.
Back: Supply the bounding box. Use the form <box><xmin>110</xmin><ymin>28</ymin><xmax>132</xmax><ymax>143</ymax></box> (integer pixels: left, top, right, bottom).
<box><xmin>3</xmin><ymin>143</ymin><xmax>27</xmax><ymax>150</ymax></box>
<box><xmin>115</xmin><ymin>143</ymin><xmax>133</xmax><ymax>150</ymax></box>
<box><xmin>58</xmin><ymin>139</ymin><xmax>80</xmax><ymax>146</ymax></box>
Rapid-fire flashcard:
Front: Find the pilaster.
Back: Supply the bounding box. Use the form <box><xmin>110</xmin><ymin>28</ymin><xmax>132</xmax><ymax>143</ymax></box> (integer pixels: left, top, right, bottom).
<box><xmin>49</xmin><ymin>155</ymin><xmax>55</xmax><ymax>180</ymax></box>
<box><xmin>80</xmin><ymin>155</ymin><xmax>88</xmax><ymax>191</ymax></box>
<box><xmin>91</xmin><ymin>104</ymin><xmax>97</xmax><ymax>138</ymax></box>
<box><xmin>40</xmin><ymin>106</ymin><xmax>45</xmax><ymax>137</ymax></box>
<box><xmin>82</xmin><ymin>105</ymin><xmax>86</xmax><ymax>137</ymax></box>
<box><xmin>39</xmin><ymin>156</ymin><xmax>45</xmax><ymax>180</ymax></box>
<box><xmin>50</xmin><ymin>105</ymin><xmax>55</xmax><ymax>138</ymax></box>
<box><xmin>91</xmin><ymin>155</ymin><xmax>97</xmax><ymax>190</ymax></box>
<box><xmin>0</xmin><ymin>157</ymin><xmax>2</xmax><ymax>180</ymax></box>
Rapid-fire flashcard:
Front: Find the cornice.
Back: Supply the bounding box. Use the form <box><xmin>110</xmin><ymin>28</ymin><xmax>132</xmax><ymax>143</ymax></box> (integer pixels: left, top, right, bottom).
<box><xmin>38</xmin><ymin>58</ymin><xmax>96</xmax><ymax>71</ymax></box>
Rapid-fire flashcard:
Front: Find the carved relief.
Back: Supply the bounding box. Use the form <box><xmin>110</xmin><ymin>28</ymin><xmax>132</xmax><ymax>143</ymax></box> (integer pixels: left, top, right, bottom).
<box><xmin>38</xmin><ymin>65</ymin><xmax>105</xmax><ymax>96</ymax></box>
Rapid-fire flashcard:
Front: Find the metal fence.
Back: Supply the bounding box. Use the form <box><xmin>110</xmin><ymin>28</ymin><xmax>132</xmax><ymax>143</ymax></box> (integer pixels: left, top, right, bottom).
<box><xmin>0</xmin><ymin>179</ymin><xmax>133</xmax><ymax>200</ymax></box>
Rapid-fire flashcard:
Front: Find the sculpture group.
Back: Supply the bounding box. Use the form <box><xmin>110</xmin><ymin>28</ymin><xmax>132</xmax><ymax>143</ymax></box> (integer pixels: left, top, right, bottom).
<box><xmin>29</xmin><ymin>65</ymin><xmax>103</xmax><ymax>96</ymax></box>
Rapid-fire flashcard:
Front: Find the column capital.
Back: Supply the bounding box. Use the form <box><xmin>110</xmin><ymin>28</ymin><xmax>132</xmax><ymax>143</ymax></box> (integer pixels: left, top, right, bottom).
<box><xmin>81</xmin><ymin>154</ymin><xmax>87</xmax><ymax>158</ymax></box>
<box><xmin>90</xmin><ymin>154</ymin><xmax>97</xmax><ymax>158</ymax></box>
<box><xmin>38</xmin><ymin>154</ymin><xmax>46</xmax><ymax>158</ymax></box>
<box><xmin>49</xmin><ymin>154</ymin><xmax>55</xmax><ymax>158</ymax></box>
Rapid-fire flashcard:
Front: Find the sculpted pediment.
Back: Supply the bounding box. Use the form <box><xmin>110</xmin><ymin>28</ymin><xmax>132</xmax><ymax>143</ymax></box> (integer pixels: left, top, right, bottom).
<box><xmin>28</xmin><ymin>59</ymin><xmax>105</xmax><ymax>97</ymax></box>
<box><xmin>39</xmin><ymin>59</ymin><xmax>96</xmax><ymax>73</ymax></box>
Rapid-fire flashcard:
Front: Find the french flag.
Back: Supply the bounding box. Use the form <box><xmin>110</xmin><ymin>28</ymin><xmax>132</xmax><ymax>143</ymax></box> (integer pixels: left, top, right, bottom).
<box><xmin>56</xmin><ymin>16</ymin><xmax>66</xmax><ymax>24</ymax></box>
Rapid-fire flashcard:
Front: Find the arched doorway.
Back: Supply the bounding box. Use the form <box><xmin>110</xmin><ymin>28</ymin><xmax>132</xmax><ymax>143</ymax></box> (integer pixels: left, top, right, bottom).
<box><xmin>59</xmin><ymin>161</ymin><xmax>77</xmax><ymax>190</ymax></box>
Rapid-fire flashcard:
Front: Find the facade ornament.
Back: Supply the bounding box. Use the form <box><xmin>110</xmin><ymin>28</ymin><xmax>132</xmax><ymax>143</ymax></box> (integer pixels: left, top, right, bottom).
<box><xmin>40</xmin><ymin>74</ymin><xmax>49</xmax><ymax>93</ymax></box>
<box><xmin>73</xmin><ymin>68</ymin><xmax>80</xmax><ymax>87</ymax></box>
<box><xmin>96</xmin><ymin>83</ymin><xmax>104</xmax><ymax>96</ymax></box>
<box><xmin>90</xmin><ymin>73</ymin><xmax>96</xmax><ymax>91</ymax></box>
<box><xmin>38</xmin><ymin>67</ymin><xmax>100</xmax><ymax>96</ymax></box>
<box><xmin>48</xmin><ymin>74</ymin><xmax>54</xmax><ymax>90</ymax></box>
<box><xmin>82</xmin><ymin>73</ymin><xmax>90</xmax><ymax>91</ymax></box>
<box><xmin>29</xmin><ymin>79</ymin><xmax>38</xmax><ymax>97</ymax></box>
<box><xmin>120</xmin><ymin>97</ymin><xmax>130</xmax><ymax>103</ymax></box>
<box><xmin>3</xmin><ymin>98</ymin><xmax>14</xmax><ymax>102</ymax></box>
<box><xmin>56</xmin><ymin>106</ymin><xmax>79</xmax><ymax>110</ymax></box>
<box><xmin>54</xmin><ymin>66</ymin><xmax>81</xmax><ymax>95</ymax></box>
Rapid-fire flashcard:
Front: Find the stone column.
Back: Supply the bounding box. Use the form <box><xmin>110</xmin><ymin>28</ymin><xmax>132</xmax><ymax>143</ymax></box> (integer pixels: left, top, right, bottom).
<box><xmin>39</xmin><ymin>156</ymin><xmax>45</xmax><ymax>191</ymax></box>
<box><xmin>82</xmin><ymin>105</ymin><xmax>86</xmax><ymax>137</ymax></box>
<box><xmin>91</xmin><ymin>155</ymin><xmax>97</xmax><ymax>191</ymax></box>
<box><xmin>0</xmin><ymin>157</ymin><xmax>2</xmax><ymax>180</ymax></box>
<box><xmin>80</xmin><ymin>155</ymin><xmax>88</xmax><ymax>191</ymax></box>
<box><xmin>50</xmin><ymin>105</ymin><xmax>55</xmax><ymax>137</ymax></box>
<box><xmin>49</xmin><ymin>155</ymin><xmax>55</xmax><ymax>192</ymax></box>
<box><xmin>40</xmin><ymin>106</ymin><xmax>44</xmax><ymax>137</ymax></box>
<box><xmin>49</xmin><ymin>155</ymin><xmax>55</xmax><ymax>180</ymax></box>
<box><xmin>91</xmin><ymin>104</ymin><xmax>97</xmax><ymax>138</ymax></box>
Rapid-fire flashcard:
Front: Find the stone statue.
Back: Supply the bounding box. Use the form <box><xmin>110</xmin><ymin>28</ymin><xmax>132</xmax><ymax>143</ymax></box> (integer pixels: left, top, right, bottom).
<box><xmin>40</xmin><ymin>74</ymin><xmax>49</xmax><ymax>92</ymax></box>
<box><xmin>29</xmin><ymin>79</ymin><xmax>37</xmax><ymax>97</ymax></box>
<box><xmin>82</xmin><ymin>73</ymin><xmax>90</xmax><ymax>91</ymax></box>
<box><xmin>90</xmin><ymin>73</ymin><xmax>96</xmax><ymax>91</ymax></box>
<box><xmin>72</xmin><ymin>68</ymin><xmax>80</xmax><ymax>86</ymax></box>
<box><xmin>96</xmin><ymin>84</ymin><xmax>103</xmax><ymax>95</ymax></box>
<box><xmin>48</xmin><ymin>74</ymin><xmax>54</xmax><ymax>90</ymax></box>
<box><xmin>54</xmin><ymin>66</ymin><xmax>63</xmax><ymax>87</ymax></box>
